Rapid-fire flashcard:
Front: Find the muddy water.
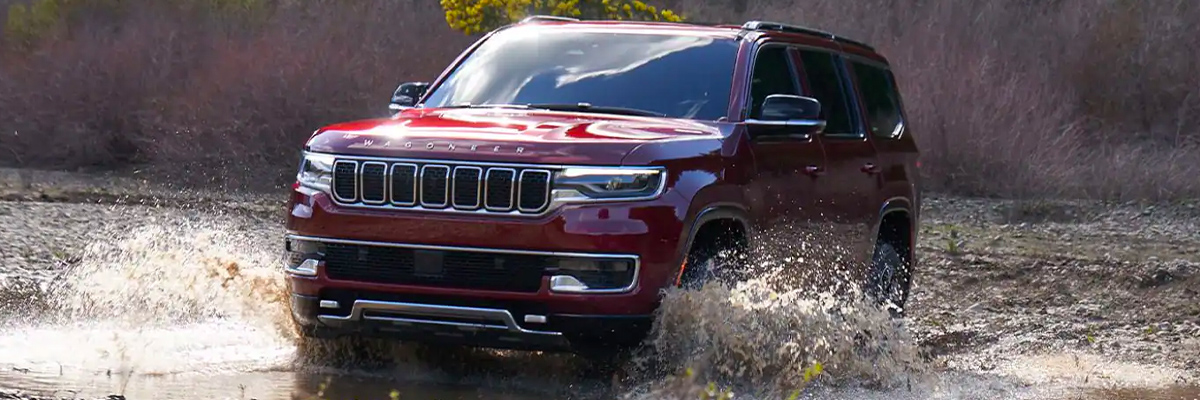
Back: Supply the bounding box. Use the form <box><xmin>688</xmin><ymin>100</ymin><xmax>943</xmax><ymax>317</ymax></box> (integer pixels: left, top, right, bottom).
<box><xmin>0</xmin><ymin>221</ymin><xmax>1195</xmax><ymax>400</ymax></box>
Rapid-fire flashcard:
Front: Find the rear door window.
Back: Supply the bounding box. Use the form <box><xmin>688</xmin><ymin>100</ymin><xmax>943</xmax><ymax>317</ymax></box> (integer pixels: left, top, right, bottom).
<box><xmin>796</xmin><ymin>50</ymin><xmax>858</xmax><ymax>136</ymax></box>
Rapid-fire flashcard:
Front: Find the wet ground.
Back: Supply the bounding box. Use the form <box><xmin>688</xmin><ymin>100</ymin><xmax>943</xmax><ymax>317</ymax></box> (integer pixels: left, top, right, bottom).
<box><xmin>0</xmin><ymin>168</ymin><xmax>1197</xmax><ymax>400</ymax></box>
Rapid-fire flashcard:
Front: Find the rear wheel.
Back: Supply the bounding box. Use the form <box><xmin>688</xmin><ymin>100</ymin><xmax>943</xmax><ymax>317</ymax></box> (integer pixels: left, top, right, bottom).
<box><xmin>865</xmin><ymin>240</ymin><xmax>911</xmax><ymax>317</ymax></box>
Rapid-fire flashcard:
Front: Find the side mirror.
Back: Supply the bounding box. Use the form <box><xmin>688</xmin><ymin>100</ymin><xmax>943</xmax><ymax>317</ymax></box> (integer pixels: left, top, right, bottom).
<box><xmin>760</xmin><ymin>94</ymin><xmax>822</xmax><ymax>122</ymax></box>
<box><xmin>746</xmin><ymin>95</ymin><xmax>826</xmax><ymax>138</ymax></box>
<box><xmin>390</xmin><ymin>82</ymin><xmax>430</xmax><ymax>114</ymax></box>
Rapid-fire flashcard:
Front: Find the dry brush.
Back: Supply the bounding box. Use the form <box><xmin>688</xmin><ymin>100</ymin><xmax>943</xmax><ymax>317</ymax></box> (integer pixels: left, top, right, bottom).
<box><xmin>0</xmin><ymin>0</ymin><xmax>1196</xmax><ymax>200</ymax></box>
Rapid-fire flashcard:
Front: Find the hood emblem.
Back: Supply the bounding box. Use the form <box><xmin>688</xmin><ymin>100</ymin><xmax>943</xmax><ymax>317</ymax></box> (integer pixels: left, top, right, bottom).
<box><xmin>348</xmin><ymin>139</ymin><xmax>524</xmax><ymax>154</ymax></box>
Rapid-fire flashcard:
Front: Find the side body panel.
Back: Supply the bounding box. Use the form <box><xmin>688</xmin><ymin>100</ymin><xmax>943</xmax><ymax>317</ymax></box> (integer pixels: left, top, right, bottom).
<box><xmin>739</xmin><ymin>42</ymin><xmax>829</xmax><ymax>232</ymax></box>
<box><xmin>792</xmin><ymin>42</ymin><xmax>882</xmax><ymax>272</ymax></box>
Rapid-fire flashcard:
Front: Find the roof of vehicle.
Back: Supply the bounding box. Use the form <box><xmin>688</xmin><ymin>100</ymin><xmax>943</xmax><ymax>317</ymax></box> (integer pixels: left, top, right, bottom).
<box><xmin>513</xmin><ymin>16</ymin><xmax>886</xmax><ymax>62</ymax></box>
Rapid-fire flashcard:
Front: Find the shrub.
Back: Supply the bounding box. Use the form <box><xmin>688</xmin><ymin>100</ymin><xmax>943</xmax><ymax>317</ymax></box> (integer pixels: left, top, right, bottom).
<box><xmin>0</xmin><ymin>0</ymin><xmax>1197</xmax><ymax>200</ymax></box>
<box><xmin>439</xmin><ymin>0</ymin><xmax>683</xmax><ymax>34</ymax></box>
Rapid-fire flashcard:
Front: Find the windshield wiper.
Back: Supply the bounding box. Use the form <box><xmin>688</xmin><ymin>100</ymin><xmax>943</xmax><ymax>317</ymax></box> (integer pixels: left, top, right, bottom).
<box><xmin>525</xmin><ymin>103</ymin><xmax>668</xmax><ymax>117</ymax></box>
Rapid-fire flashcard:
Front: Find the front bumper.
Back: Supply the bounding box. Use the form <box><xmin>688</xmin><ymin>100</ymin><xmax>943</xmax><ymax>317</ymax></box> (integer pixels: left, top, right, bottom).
<box><xmin>284</xmin><ymin>186</ymin><xmax>687</xmax><ymax>351</ymax></box>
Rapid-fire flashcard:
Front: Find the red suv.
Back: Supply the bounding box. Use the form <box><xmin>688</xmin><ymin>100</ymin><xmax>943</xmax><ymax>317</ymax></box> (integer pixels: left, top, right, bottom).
<box><xmin>285</xmin><ymin>17</ymin><xmax>920</xmax><ymax>354</ymax></box>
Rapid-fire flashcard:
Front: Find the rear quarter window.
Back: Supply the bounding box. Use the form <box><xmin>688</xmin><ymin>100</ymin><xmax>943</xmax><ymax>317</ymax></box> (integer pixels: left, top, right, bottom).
<box><xmin>850</xmin><ymin>61</ymin><xmax>905</xmax><ymax>139</ymax></box>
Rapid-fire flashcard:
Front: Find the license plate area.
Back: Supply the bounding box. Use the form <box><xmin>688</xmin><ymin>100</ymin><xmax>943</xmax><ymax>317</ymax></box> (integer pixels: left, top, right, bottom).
<box><xmin>413</xmin><ymin>249</ymin><xmax>445</xmax><ymax>278</ymax></box>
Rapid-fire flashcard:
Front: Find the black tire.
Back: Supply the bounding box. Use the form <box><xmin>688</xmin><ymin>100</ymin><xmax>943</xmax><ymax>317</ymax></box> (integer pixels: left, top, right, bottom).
<box><xmin>677</xmin><ymin>236</ymin><xmax>745</xmax><ymax>290</ymax></box>
<box><xmin>865</xmin><ymin>240</ymin><xmax>911</xmax><ymax>317</ymax></box>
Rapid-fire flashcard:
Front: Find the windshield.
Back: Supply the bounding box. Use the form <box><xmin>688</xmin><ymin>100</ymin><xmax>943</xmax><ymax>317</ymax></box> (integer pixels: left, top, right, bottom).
<box><xmin>421</xmin><ymin>27</ymin><xmax>739</xmax><ymax>121</ymax></box>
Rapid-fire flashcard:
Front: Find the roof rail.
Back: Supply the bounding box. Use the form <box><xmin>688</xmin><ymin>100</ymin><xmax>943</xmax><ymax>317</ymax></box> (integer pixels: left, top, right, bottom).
<box><xmin>519</xmin><ymin>15</ymin><xmax>581</xmax><ymax>24</ymax></box>
<box><xmin>740</xmin><ymin>20</ymin><xmax>876</xmax><ymax>51</ymax></box>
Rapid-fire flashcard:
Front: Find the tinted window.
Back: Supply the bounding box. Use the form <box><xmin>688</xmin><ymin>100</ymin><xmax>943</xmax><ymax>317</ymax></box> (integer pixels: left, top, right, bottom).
<box><xmin>748</xmin><ymin>46</ymin><xmax>799</xmax><ymax>119</ymax></box>
<box><xmin>797</xmin><ymin>50</ymin><xmax>856</xmax><ymax>135</ymax></box>
<box><xmin>421</xmin><ymin>27</ymin><xmax>739</xmax><ymax>120</ymax></box>
<box><xmin>851</xmin><ymin>62</ymin><xmax>904</xmax><ymax>139</ymax></box>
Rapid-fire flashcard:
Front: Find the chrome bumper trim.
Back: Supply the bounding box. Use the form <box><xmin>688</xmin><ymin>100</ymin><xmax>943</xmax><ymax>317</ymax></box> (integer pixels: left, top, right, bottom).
<box><xmin>284</xmin><ymin>259</ymin><xmax>318</xmax><ymax>277</ymax></box>
<box><xmin>317</xmin><ymin>299</ymin><xmax>563</xmax><ymax>336</ymax></box>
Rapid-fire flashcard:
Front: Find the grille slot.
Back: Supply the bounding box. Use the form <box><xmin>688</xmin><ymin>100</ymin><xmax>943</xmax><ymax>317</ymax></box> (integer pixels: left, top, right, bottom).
<box><xmin>518</xmin><ymin>170</ymin><xmax>551</xmax><ymax>212</ymax></box>
<box><xmin>390</xmin><ymin>164</ymin><xmax>418</xmax><ymax>206</ymax></box>
<box><xmin>420</xmin><ymin>165</ymin><xmax>450</xmax><ymax>208</ymax></box>
<box><xmin>360</xmin><ymin>162</ymin><xmax>387</xmax><ymax>204</ymax></box>
<box><xmin>452</xmin><ymin>167</ymin><xmax>482</xmax><ymax>209</ymax></box>
<box><xmin>328</xmin><ymin>157</ymin><xmax>553</xmax><ymax>214</ymax></box>
<box><xmin>333</xmin><ymin>161</ymin><xmax>358</xmax><ymax>202</ymax></box>
<box><xmin>485</xmin><ymin>168</ymin><xmax>515</xmax><ymax>211</ymax></box>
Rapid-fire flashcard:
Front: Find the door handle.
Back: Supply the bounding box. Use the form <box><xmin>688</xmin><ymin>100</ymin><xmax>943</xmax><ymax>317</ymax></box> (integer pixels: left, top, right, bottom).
<box><xmin>861</xmin><ymin>163</ymin><xmax>882</xmax><ymax>175</ymax></box>
<box><xmin>804</xmin><ymin>165</ymin><xmax>826</xmax><ymax>177</ymax></box>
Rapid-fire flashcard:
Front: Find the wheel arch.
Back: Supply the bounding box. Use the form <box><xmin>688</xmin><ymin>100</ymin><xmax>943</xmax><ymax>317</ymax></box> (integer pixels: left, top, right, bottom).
<box><xmin>670</xmin><ymin>203</ymin><xmax>752</xmax><ymax>286</ymax></box>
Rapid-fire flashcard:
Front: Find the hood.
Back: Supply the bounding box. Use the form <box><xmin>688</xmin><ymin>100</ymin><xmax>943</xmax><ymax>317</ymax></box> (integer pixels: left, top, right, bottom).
<box><xmin>304</xmin><ymin>107</ymin><xmax>727</xmax><ymax>165</ymax></box>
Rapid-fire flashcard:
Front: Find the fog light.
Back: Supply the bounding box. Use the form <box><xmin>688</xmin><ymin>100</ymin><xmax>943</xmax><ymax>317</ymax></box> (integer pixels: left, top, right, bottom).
<box><xmin>550</xmin><ymin>275</ymin><xmax>590</xmax><ymax>293</ymax></box>
<box><xmin>607</xmin><ymin>260</ymin><xmax>631</xmax><ymax>272</ymax></box>
<box><xmin>524</xmin><ymin>315</ymin><xmax>547</xmax><ymax>324</ymax></box>
<box><xmin>557</xmin><ymin>259</ymin><xmax>631</xmax><ymax>272</ymax></box>
<box><xmin>558</xmin><ymin>259</ymin><xmax>599</xmax><ymax>271</ymax></box>
<box><xmin>319</xmin><ymin>300</ymin><xmax>339</xmax><ymax>309</ymax></box>
<box><xmin>286</xmin><ymin>259</ymin><xmax>319</xmax><ymax>276</ymax></box>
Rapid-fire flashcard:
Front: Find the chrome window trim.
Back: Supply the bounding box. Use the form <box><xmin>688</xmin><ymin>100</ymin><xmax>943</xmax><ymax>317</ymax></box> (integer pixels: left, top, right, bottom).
<box><xmin>517</xmin><ymin>169</ymin><xmax>552</xmax><ymax>213</ymax></box>
<box><xmin>452</xmin><ymin>166</ymin><xmax>484</xmax><ymax>210</ymax></box>
<box><xmin>287</xmin><ymin>234</ymin><xmax>641</xmax><ymax>294</ymax></box>
<box><xmin>359</xmin><ymin>161</ymin><xmax>389</xmax><ymax>205</ymax></box>
<box><xmin>743</xmin><ymin>118</ymin><xmax>826</xmax><ymax>128</ymax></box>
<box><xmin>331</xmin><ymin>160</ymin><xmax>359</xmax><ymax>203</ymax></box>
<box><xmin>484</xmin><ymin>167</ymin><xmax>516</xmax><ymax>212</ymax></box>
<box><xmin>419</xmin><ymin>165</ymin><xmax>451</xmax><ymax>208</ymax></box>
<box><xmin>389</xmin><ymin>163</ymin><xmax>419</xmax><ymax>206</ymax></box>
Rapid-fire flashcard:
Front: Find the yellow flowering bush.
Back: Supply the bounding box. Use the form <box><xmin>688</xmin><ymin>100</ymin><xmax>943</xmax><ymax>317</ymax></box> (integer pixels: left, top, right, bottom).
<box><xmin>5</xmin><ymin>0</ymin><xmax>74</xmax><ymax>47</ymax></box>
<box><xmin>4</xmin><ymin>0</ymin><xmax>271</xmax><ymax>48</ymax></box>
<box><xmin>440</xmin><ymin>0</ymin><xmax>684</xmax><ymax>35</ymax></box>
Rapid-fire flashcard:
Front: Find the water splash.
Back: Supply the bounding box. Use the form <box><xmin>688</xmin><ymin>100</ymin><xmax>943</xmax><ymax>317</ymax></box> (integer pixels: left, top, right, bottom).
<box><xmin>48</xmin><ymin>221</ymin><xmax>291</xmax><ymax>332</ymax></box>
<box><xmin>619</xmin><ymin>227</ymin><xmax>928</xmax><ymax>399</ymax></box>
<box><xmin>0</xmin><ymin>219</ymin><xmax>300</xmax><ymax>385</ymax></box>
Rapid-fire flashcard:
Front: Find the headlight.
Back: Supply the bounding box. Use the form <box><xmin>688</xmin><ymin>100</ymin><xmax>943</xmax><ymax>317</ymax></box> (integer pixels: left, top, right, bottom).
<box><xmin>552</xmin><ymin>167</ymin><xmax>665</xmax><ymax>201</ymax></box>
<box><xmin>296</xmin><ymin>152</ymin><xmax>335</xmax><ymax>192</ymax></box>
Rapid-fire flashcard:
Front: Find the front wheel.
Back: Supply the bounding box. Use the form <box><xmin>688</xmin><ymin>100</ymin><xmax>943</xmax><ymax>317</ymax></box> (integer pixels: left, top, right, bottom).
<box><xmin>677</xmin><ymin>238</ymin><xmax>746</xmax><ymax>290</ymax></box>
<box><xmin>865</xmin><ymin>240</ymin><xmax>911</xmax><ymax>317</ymax></box>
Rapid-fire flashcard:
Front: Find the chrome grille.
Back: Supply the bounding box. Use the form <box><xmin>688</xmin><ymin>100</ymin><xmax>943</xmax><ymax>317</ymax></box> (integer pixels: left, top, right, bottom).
<box><xmin>329</xmin><ymin>157</ymin><xmax>553</xmax><ymax>214</ymax></box>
